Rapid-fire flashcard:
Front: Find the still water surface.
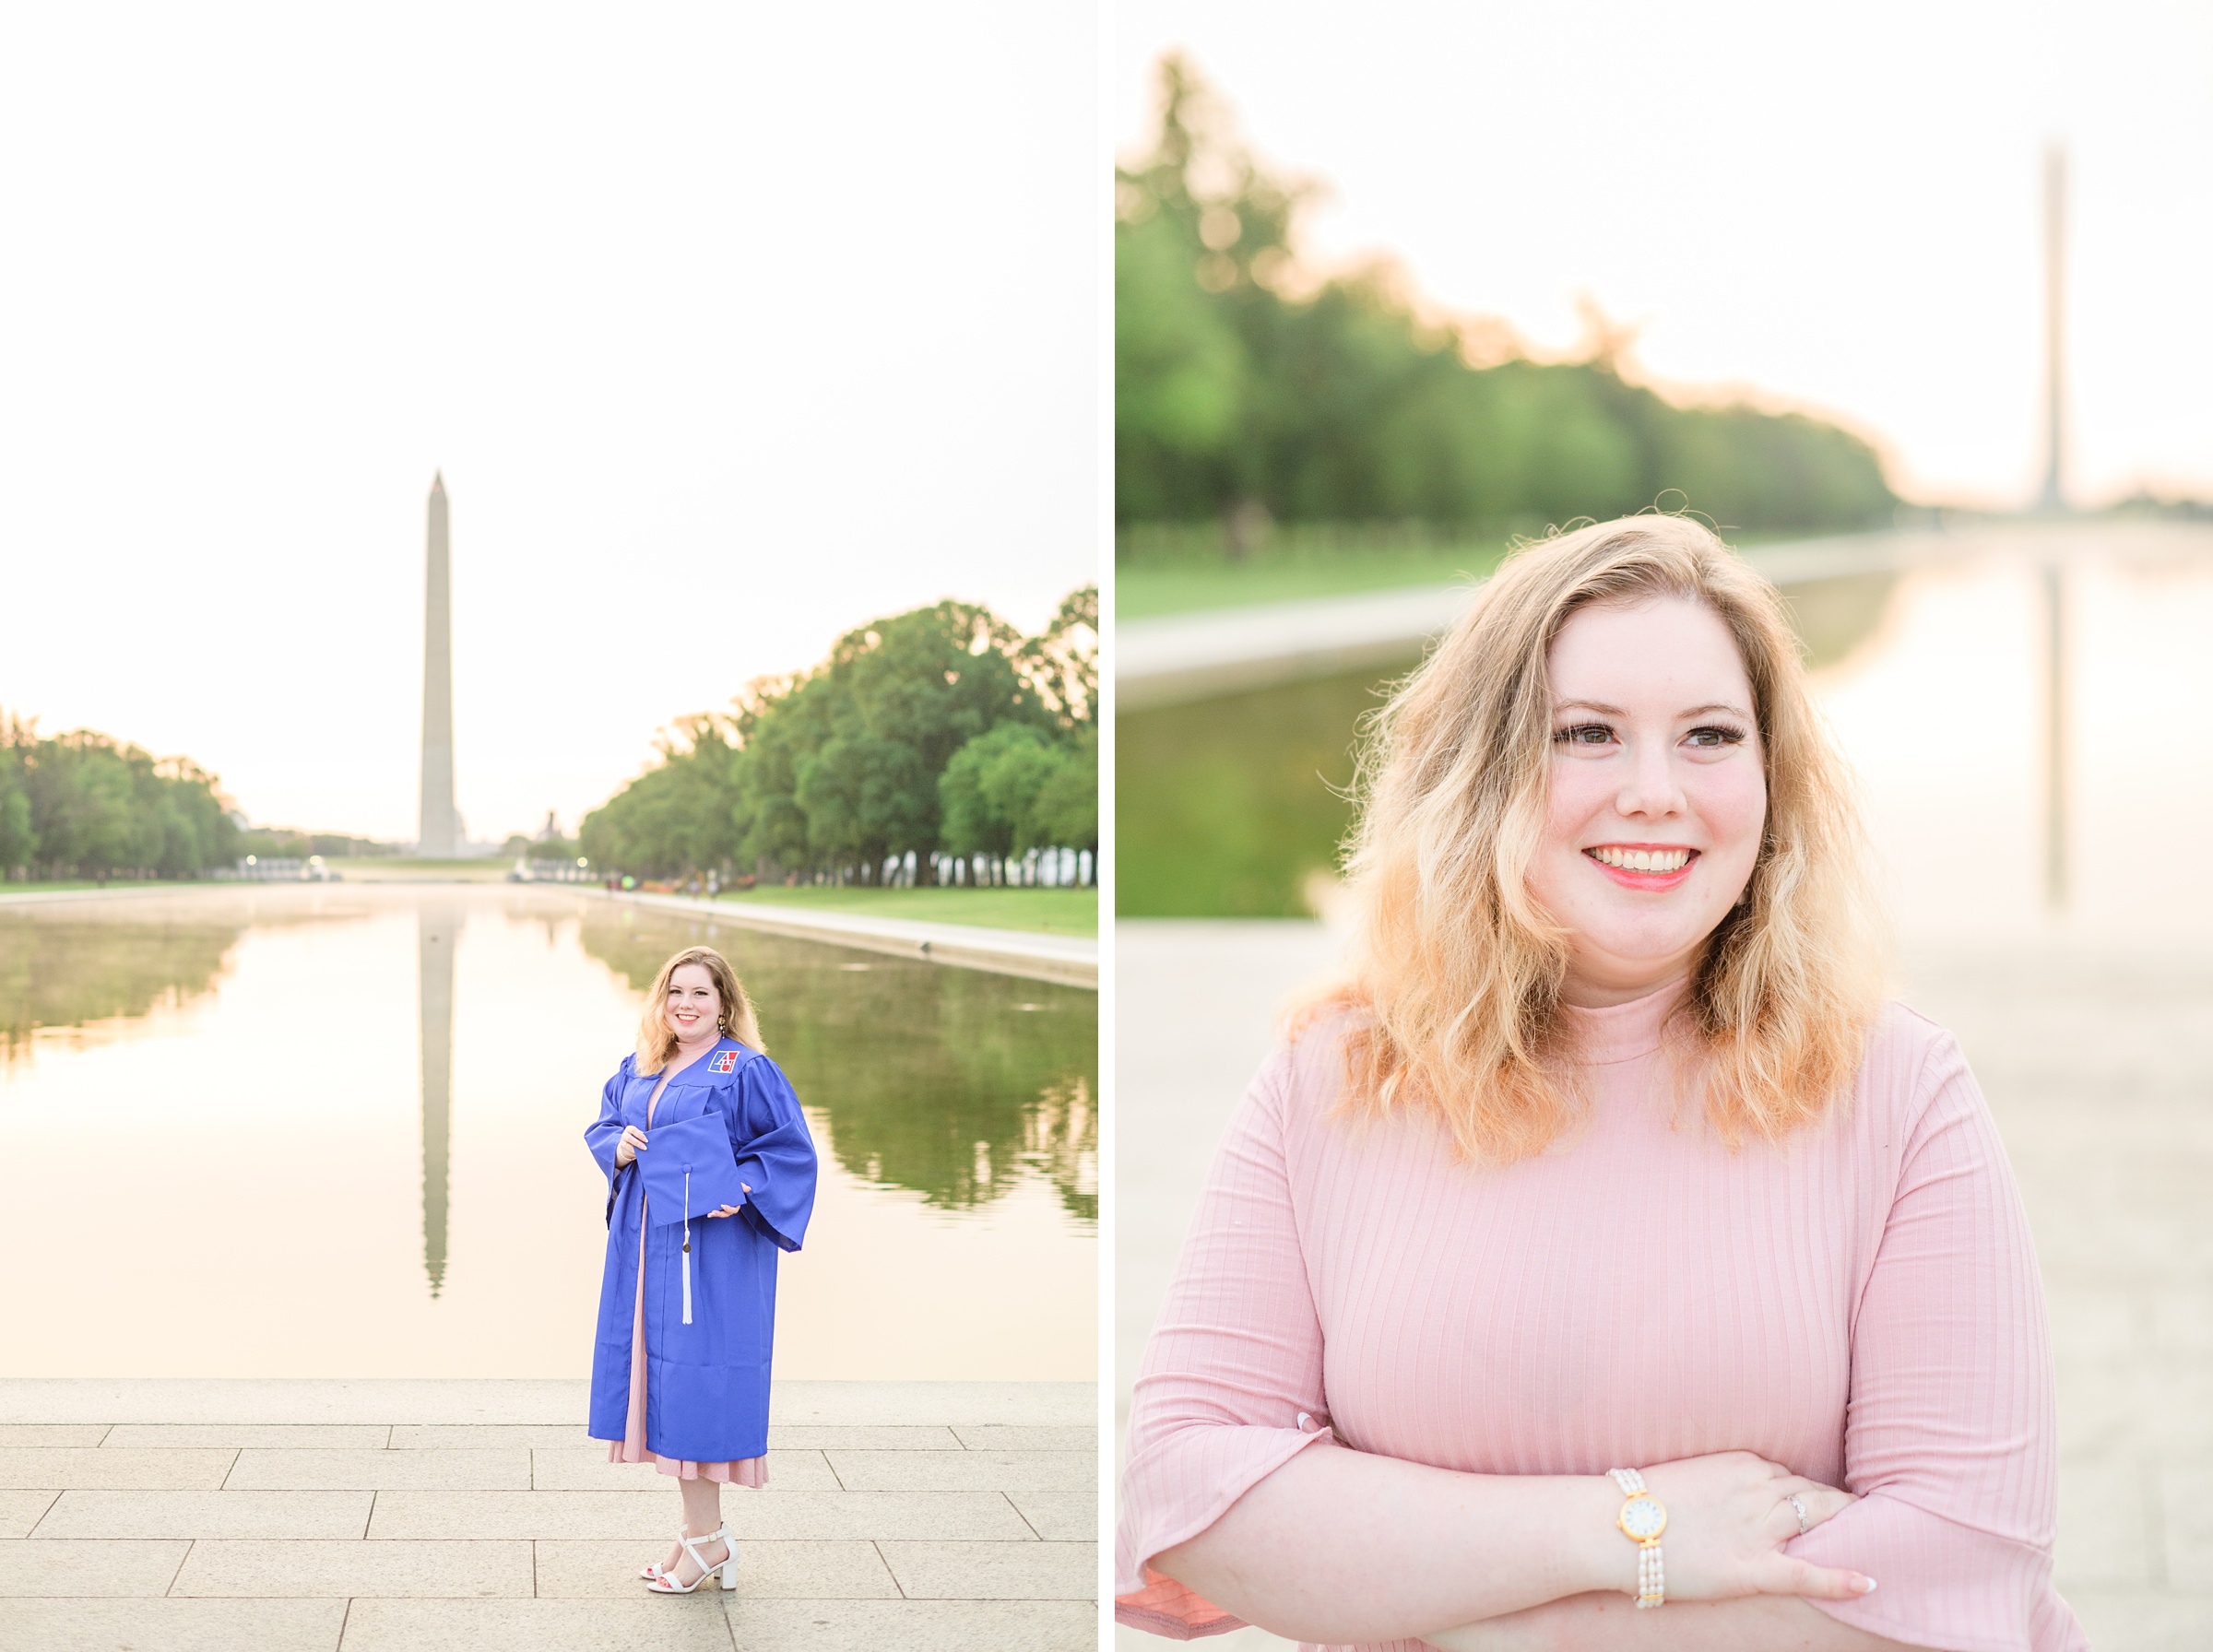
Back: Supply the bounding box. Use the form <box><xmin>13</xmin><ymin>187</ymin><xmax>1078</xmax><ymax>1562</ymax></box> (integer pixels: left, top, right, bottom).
<box><xmin>1795</xmin><ymin>523</ymin><xmax>2213</xmax><ymax>942</ymax></box>
<box><xmin>0</xmin><ymin>884</ymin><xmax>1095</xmax><ymax>1379</ymax></box>
<box><xmin>1119</xmin><ymin>521</ymin><xmax>2213</xmax><ymax>936</ymax></box>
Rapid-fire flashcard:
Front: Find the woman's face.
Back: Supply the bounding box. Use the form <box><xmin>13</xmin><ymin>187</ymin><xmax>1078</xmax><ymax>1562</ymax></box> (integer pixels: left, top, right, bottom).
<box><xmin>1525</xmin><ymin>596</ymin><xmax>1768</xmax><ymax>1007</ymax></box>
<box><xmin>662</xmin><ymin>962</ymin><xmax>723</xmax><ymax>1045</ymax></box>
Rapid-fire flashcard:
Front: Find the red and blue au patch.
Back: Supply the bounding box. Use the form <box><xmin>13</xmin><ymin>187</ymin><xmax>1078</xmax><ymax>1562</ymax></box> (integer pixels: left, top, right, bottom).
<box><xmin>711</xmin><ymin>1049</ymin><xmax>739</xmax><ymax>1074</ymax></box>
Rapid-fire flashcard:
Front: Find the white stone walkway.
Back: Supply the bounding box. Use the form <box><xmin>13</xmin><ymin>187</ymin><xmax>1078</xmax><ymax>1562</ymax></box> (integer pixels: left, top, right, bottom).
<box><xmin>0</xmin><ymin>1379</ymin><xmax>1096</xmax><ymax>1651</ymax></box>
<box><xmin>598</xmin><ymin>889</ymin><xmax>1098</xmax><ymax>989</ymax></box>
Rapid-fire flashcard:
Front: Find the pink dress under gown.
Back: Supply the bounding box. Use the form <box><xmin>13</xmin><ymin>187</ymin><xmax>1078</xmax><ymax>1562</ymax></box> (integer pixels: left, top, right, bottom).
<box><xmin>607</xmin><ymin>1073</ymin><xmax>767</xmax><ymax>1488</ymax></box>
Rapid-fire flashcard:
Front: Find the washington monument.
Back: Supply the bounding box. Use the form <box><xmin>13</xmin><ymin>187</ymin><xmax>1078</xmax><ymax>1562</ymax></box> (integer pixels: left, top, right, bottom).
<box><xmin>2038</xmin><ymin>144</ymin><xmax>2068</xmax><ymax>513</ymax></box>
<box><xmin>418</xmin><ymin>473</ymin><xmax>458</xmax><ymax>856</ymax></box>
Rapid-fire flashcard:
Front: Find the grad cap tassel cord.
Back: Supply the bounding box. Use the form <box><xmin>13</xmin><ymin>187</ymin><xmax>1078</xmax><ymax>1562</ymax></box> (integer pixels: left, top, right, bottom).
<box><xmin>681</xmin><ymin>1169</ymin><xmax>693</xmax><ymax>1326</ymax></box>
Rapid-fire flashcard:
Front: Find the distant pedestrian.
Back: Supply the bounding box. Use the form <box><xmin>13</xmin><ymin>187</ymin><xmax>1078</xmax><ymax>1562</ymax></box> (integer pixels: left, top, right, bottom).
<box><xmin>586</xmin><ymin>945</ymin><xmax>816</xmax><ymax>1594</ymax></box>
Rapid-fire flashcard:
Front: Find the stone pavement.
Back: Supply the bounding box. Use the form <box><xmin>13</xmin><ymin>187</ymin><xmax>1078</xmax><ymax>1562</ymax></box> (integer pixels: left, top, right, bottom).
<box><xmin>1904</xmin><ymin>941</ymin><xmax>2213</xmax><ymax>1648</ymax></box>
<box><xmin>1116</xmin><ymin>920</ymin><xmax>2213</xmax><ymax>1652</ymax></box>
<box><xmin>0</xmin><ymin>1379</ymin><xmax>1097</xmax><ymax>1651</ymax></box>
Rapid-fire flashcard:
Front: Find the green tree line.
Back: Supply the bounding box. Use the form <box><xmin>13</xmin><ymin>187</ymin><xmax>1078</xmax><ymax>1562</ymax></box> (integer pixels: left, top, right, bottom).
<box><xmin>236</xmin><ymin>828</ymin><xmax>398</xmax><ymax>861</ymax></box>
<box><xmin>582</xmin><ymin>588</ymin><xmax>1097</xmax><ymax>885</ymax></box>
<box><xmin>1117</xmin><ymin>56</ymin><xmax>1898</xmax><ymax>549</ymax></box>
<box><xmin>0</xmin><ymin>716</ymin><xmax>239</xmax><ymax>880</ymax></box>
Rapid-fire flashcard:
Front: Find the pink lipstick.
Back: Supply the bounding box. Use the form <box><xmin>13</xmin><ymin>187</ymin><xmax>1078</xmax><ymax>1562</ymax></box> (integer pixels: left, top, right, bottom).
<box><xmin>1584</xmin><ymin>844</ymin><xmax>1698</xmax><ymax>891</ymax></box>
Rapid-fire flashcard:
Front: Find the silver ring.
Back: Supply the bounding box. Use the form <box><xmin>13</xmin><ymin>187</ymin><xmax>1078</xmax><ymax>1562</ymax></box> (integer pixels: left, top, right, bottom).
<box><xmin>1787</xmin><ymin>1493</ymin><xmax>1811</xmax><ymax>1535</ymax></box>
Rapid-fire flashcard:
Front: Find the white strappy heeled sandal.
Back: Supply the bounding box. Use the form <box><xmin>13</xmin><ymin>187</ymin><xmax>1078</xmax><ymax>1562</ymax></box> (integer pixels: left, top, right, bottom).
<box><xmin>639</xmin><ymin>1529</ymin><xmax>687</xmax><ymax>1581</ymax></box>
<box><xmin>644</xmin><ymin>1523</ymin><xmax>737</xmax><ymax>1594</ymax></box>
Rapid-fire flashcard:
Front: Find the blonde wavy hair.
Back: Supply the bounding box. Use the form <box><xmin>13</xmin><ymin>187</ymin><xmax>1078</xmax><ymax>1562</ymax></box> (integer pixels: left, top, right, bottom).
<box><xmin>1320</xmin><ymin>514</ymin><xmax>1885</xmax><ymax>1164</ymax></box>
<box><xmin>635</xmin><ymin>946</ymin><xmax>766</xmax><ymax>1073</ymax></box>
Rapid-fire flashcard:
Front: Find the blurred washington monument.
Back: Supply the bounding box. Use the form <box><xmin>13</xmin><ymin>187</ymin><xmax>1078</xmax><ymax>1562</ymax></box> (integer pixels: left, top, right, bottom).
<box><xmin>2039</xmin><ymin>143</ymin><xmax>2069</xmax><ymax>513</ymax></box>
<box><xmin>418</xmin><ymin>472</ymin><xmax>458</xmax><ymax>856</ymax></box>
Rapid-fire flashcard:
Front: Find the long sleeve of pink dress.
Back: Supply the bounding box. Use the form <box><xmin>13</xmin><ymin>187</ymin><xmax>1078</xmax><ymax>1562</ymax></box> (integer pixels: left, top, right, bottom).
<box><xmin>1115</xmin><ymin>989</ymin><xmax>2087</xmax><ymax>1652</ymax></box>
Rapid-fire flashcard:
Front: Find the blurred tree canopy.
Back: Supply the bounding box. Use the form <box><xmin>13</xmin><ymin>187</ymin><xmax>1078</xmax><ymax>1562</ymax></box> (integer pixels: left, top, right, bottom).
<box><xmin>1117</xmin><ymin>55</ymin><xmax>1898</xmax><ymax>544</ymax></box>
<box><xmin>503</xmin><ymin>830</ymin><xmax>580</xmax><ymax>863</ymax></box>
<box><xmin>0</xmin><ymin>715</ymin><xmax>239</xmax><ymax>880</ymax></box>
<box><xmin>582</xmin><ymin>587</ymin><xmax>1097</xmax><ymax>883</ymax></box>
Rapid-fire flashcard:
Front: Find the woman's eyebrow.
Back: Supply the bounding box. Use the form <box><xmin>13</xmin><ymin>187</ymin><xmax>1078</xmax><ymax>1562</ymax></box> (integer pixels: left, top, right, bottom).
<box><xmin>1553</xmin><ymin>698</ymin><xmax>1753</xmax><ymax>720</ymax></box>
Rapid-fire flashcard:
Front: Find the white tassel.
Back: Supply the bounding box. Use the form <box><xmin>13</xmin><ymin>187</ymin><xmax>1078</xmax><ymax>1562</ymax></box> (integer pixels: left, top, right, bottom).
<box><xmin>681</xmin><ymin>1169</ymin><xmax>693</xmax><ymax>1325</ymax></box>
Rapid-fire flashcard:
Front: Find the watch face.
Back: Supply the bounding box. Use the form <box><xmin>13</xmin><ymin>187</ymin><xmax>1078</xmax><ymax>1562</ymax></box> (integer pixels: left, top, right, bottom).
<box><xmin>1619</xmin><ymin>1495</ymin><xmax>1666</xmax><ymax>1541</ymax></box>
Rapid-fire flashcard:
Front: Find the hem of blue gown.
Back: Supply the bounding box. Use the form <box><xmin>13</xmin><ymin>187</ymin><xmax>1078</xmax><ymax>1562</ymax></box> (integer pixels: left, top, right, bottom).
<box><xmin>644</xmin><ymin>1443</ymin><xmax>770</xmax><ymax>1463</ymax></box>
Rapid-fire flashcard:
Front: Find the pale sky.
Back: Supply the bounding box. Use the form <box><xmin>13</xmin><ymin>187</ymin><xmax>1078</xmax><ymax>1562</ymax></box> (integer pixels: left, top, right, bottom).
<box><xmin>1117</xmin><ymin>0</ymin><xmax>2213</xmax><ymax>513</ymax></box>
<box><xmin>0</xmin><ymin>5</ymin><xmax>1097</xmax><ymax>844</ymax></box>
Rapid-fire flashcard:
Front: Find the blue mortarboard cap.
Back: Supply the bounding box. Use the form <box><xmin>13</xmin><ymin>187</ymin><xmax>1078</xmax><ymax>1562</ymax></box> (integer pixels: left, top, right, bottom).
<box><xmin>636</xmin><ymin>1114</ymin><xmax>750</xmax><ymax>1228</ymax></box>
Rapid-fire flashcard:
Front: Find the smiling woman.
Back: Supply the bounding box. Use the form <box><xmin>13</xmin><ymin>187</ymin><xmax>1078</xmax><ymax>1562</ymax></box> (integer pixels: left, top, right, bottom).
<box><xmin>1115</xmin><ymin>516</ymin><xmax>2086</xmax><ymax>1651</ymax></box>
<box><xmin>586</xmin><ymin>944</ymin><xmax>818</xmax><ymax>1597</ymax></box>
<box><xmin>1532</xmin><ymin>599</ymin><xmax>1770</xmax><ymax>995</ymax></box>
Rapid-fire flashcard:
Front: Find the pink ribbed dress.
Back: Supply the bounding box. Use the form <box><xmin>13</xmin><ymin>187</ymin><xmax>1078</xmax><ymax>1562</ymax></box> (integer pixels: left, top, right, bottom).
<box><xmin>1116</xmin><ymin>985</ymin><xmax>2087</xmax><ymax>1652</ymax></box>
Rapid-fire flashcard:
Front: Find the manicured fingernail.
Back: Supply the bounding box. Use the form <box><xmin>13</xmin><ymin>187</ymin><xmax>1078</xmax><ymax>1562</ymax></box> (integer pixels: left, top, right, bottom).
<box><xmin>1859</xmin><ymin>1578</ymin><xmax>1878</xmax><ymax>1594</ymax></box>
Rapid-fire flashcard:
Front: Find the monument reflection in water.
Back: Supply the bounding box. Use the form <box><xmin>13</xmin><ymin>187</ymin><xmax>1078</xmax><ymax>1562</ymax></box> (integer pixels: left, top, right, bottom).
<box><xmin>419</xmin><ymin>903</ymin><xmax>455</xmax><ymax>1297</ymax></box>
<box><xmin>0</xmin><ymin>883</ymin><xmax>1095</xmax><ymax>1380</ymax></box>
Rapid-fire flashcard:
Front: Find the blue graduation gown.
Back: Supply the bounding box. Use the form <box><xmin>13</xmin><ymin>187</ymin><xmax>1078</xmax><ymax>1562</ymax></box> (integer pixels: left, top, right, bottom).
<box><xmin>585</xmin><ymin>1039</ymin><xmax>817</xmax><ymax>1463</ymax></box>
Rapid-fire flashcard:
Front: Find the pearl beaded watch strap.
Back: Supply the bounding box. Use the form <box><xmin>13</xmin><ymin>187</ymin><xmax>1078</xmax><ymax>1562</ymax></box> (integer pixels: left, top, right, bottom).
<box><xmin>1608</xmin><ymin>1468</ymin><xmax>1666</xmax><ymax>1608</ymax></box>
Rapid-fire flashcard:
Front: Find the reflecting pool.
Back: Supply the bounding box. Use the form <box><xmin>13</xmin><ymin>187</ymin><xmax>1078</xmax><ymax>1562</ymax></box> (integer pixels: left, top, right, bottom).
<box><xmin>1799</xmin><ymin>524</ymin><xmax>2213</xmax><ymax>942</ymax></box>
<box><xmin>1118</xmin><ymin>522</ymin><xmax>2213</xmax><ymax>935</ymax></box>
<box><xmin>0</xmin><ymin>884</ymin><xmax>1095</xmax><ymax>1379</ymax></box>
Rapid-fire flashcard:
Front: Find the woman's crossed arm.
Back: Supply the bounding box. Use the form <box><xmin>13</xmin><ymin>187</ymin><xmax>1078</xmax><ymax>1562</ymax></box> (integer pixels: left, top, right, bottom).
<box><xmin>1156</xmin><ymin>1441</ymin><xmax>1905</xmax><ymax>1650</ymax></box>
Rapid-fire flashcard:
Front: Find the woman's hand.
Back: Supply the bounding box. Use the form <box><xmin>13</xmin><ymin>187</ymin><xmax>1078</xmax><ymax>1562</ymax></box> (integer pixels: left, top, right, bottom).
<box><xmin>1422</xmin><ymin>1457</ymin><xmax>1871</xmax><ymax>1652</ymax></box>
<box><xmin>612</xmin><ymin>1125</ymin><xmax>648</xmax><ymax>1168</ymax></box>
<box><xmin>1628</xmin><ymin>1451</ymin><xmax>1870</xmax><ymax>1602</ymax></box>
<box><xmin>704</xmin><ymin>1183</ymin><xmax>752</xmax><ymax>1219</ymax></box>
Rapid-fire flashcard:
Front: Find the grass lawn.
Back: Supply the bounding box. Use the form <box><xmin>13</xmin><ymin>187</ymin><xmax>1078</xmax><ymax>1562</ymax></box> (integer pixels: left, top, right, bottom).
<box><xmin>716</xmin><ymin>885</ymin><xmax>1095</xmax><ymax>938</ymax></box>
<box><xmin>1118</xmin><ymin>547</ymin><xmax>1508</xmax><ymax>620</ymax></box>
<box><xmin>1115</xmin><ymin>529</ymin><xmax>1817</xmax><ymax>620</ymax></box>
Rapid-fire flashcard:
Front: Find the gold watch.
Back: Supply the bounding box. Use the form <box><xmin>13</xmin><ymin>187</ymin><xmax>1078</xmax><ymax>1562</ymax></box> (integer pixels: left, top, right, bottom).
<box><xmin>1608</xmin><ymin>1468</ymin><xmax>1666</xmax><ymax>1607</ymax></box>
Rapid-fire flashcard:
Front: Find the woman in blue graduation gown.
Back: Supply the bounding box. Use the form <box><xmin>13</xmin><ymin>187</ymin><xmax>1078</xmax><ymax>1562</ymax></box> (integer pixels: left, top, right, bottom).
<box><xmin>585</xmin><ymin>944</ymin><xmax>816</xmax><ymax>1594</ymax></box>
